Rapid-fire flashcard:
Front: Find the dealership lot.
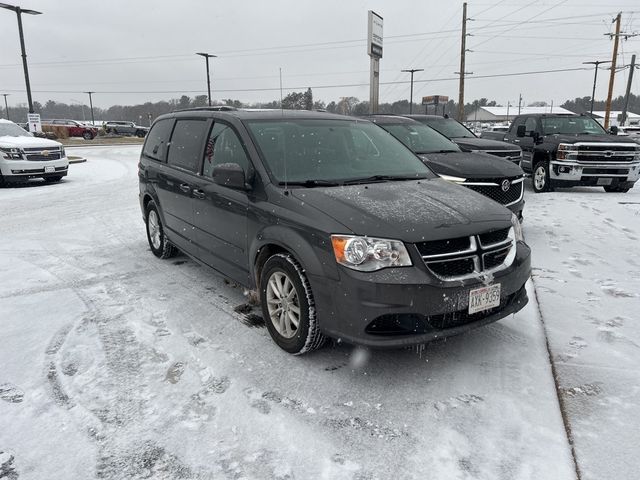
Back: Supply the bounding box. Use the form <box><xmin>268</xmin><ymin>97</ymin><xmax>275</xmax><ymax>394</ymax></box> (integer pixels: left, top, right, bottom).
<box><xmin>1</xmin><ymin>145</ymin><xmax>638</xmax><ymax>479</ymax></box>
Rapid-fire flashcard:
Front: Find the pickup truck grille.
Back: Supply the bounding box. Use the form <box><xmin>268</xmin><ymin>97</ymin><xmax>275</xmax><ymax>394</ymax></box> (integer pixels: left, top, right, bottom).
<box><xmin>416</xmin><ymin>227</ymin><xmax>514</xmax><ymax>280</ymax></box>
<box><xmin>22</xmin><ymin>147</ymin><xmax>63</xmax><ymax>161</ymax></box>
<box><xmin>565</xmin><ymin>143</ymin><xmax>637</xmax><ymax>164</ymax></box>
<box><xmin>462</xmin><ymin>177</ymin><xmax>524</xmax><ymax>207</ymax></box>
<box><xmin>481</xmin><ymin>150</ymin><xmax>522</xmax><ymax>160</ymax></box>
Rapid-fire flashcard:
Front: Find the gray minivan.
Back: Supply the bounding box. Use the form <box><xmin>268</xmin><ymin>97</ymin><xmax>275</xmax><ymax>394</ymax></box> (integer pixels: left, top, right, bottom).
<box><xmin>138</xmin><ymin>109</ymin><xmax>531</xmax><ymax>354</ymax></box>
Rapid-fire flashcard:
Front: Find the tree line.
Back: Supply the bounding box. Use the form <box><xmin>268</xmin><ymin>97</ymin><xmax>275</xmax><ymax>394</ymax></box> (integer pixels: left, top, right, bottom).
<box><xmin>3</xmin><ymin>89</ymin><xmax>639</xmax><ymax>125</ymax></box>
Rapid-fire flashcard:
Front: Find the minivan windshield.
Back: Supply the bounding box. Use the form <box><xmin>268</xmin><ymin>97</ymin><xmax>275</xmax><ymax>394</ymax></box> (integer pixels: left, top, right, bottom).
<box><xmin>245</xmin><ymin>119</ymin><xmax>434</xmax><ymax>185</ymax></box>
<box><xmin>0</xmin><ymin>122</ymin><xmax>32</xmax><ymax>137</ymax></box>
<box><xmin>420</xmin><ymin>117</ymin><xmax>475</xmax><ymax>138</ymax></box>
<box><xmin>377</xmin><ymin>122</ymin><xmax>461</xmax><ymax>154</ymax></box>
<box><xmin>541</xmin><ymin>116</ymin><xmax>607</xmax><ymax>135</ymax></box>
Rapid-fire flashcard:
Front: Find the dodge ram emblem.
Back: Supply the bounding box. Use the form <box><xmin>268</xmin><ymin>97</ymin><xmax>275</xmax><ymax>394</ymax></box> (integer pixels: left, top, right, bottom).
<box><xmin>501</xmin><ymin>179</ymin><xmax>511</xmax><ymax>192</ymax></box>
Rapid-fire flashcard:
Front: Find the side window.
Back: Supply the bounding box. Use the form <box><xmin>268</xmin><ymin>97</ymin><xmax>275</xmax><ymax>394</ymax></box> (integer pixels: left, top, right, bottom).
<box><xmin>142</xmin><ymin>119</ymin><xmax>174</xmax><ymax>162</ymax></box>
<box><xmin>524</xmin><ymin>117</ymin><xmax>537</xmax><ymax>134</ymax></box>
<box><xmin>511</xmin><ymin>117</ymin><xmax>525</xmax><ymax>132</ymax></box>
<box><xmin>202</xmin><ymin>122</ymin><xmax>250</xmax><ymax>178</ymax></box>
<box><xmin>167</xmin><ymin>119</ymin><xmax>209</xmax><ymax>172</ymax></box>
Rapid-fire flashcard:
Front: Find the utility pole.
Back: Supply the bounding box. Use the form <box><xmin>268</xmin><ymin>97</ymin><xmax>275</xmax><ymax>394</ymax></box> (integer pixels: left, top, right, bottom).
<box><xmin>604</xmin><ymin>13</ymin><xmax>622</xmax><ymax>130</ymax></box>
<box><xmin>518</xmin><ymin>94</ymin><xmax>523</xmax><ymax>115</ymax></box>
<box><xmin>582</xmin><ymin>60</ymin><xmax>611</xmax><ymax>114</ymax></box>
<box><xmin>401</xmin><ymin>68</ymin><xmax>423</xmax><ymax>114</ymax></box>
<box><xmin>2</xmin><ymin>94</ymin><xmax>9</xmax><ymax>120</ymax></box>
<box><xmin>457</xmin><ymin>2</ymin><xmax>468</xmax><ymax>121</ymax></box>
<box><xmin>620</xmin><ymin>54</ymin><xmax>637</xmax><ymax>126</ymax></box>
<box><xmin>84</xmin><ymin>91</ymin><xmax>95</xmax><ymax>126</ymax></box>
<box><xmin>506</xmin><ymin>101</ymin><xmax>511</xmax><ymax>122</ymax></box>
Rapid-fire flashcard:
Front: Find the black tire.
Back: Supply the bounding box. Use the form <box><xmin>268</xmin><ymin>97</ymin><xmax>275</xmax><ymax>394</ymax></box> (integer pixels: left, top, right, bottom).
<box><xmin>532</xmin><ymin>160</ymin><xmax>553</xmax><ymax>193</ymax></box>
<box><xmin>145</xmin><ymin>201</ymin><xmax>178</xmax><ymax>259</ymax></box>
<box><xmin>44</xmin><ymin>175</ymin><xmax>63</xmax><ymax>183</ymax></box>
<box><xmin>603</xmin><ymin>185</ymin><xmax>630</xmax><ymax>193</ymax></box>
<box><xmin>82</xmin><ymin>131</ymin><xmax>94</xmax><ymax>140</ymax></box>
<box><xmin>259</xmin><ymin>253</ymin><xmax>326</xmax><ymax>354</ymax></box>
<box><xmin>135</xmin><ymin>130</ymin><xmax>146</xmax><ymax>138</ymax></box>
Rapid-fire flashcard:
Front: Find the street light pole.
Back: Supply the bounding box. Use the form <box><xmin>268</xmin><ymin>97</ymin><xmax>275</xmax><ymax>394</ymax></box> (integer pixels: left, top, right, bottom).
<box><xmin>0</xmin><ymin>3</ymin><xmax>42</xmax><ymax>114</ymax></box>
<box><xmin>2</xmin><ymin>94</ymin><xmax>9</xmax><ymax>120</ymax></box>
<box><xmin>84</xmin><ymin>91</ymin><xmax>95</xmax><ymax>125</ymax></box>
<box><xmin>196</xmin><ymin>52</ymin><xmax>216</xmax><ymax>106</ymax></box>
<box><xmin>582</xmin><ymin>60</ymin><xmax>610</xmax><ymax>115</ymax></box>
<box><xmin>401</xmin><ymin>68</ymin><xmax>423</xmax><ymax>114</ymax></box>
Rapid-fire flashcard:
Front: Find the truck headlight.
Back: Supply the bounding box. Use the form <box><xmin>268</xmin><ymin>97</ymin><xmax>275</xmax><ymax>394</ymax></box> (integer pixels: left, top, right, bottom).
<box><xmin>60</xmin><ymin>146</ymin><xmax>66</xmax><ymax>158</ymax></box>
<box><xmin>0</xmin><ymin>147</ymin><xmax>23</xmax><ymax>160</ymax></box>
<box><xmin>556</xmin><ymin>143</ymin><xmax>578</xmax><ymax>160</ymax></box>
<box><xmin>331</xmin><ymin>235</ymin><xmax>412</xmax><ymax>271</ymax></box>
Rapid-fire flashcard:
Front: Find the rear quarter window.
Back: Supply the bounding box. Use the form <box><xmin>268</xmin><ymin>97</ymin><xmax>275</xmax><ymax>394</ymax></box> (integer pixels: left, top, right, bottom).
<box><xmin>166</xmin><ymin>119</ymin><xmax>209</xmax><ymax>172</ymax></box>
<box><xmin>143</xmin><ymin>119</ymin><xmax>174</xmax><ymax>162</ymax></box>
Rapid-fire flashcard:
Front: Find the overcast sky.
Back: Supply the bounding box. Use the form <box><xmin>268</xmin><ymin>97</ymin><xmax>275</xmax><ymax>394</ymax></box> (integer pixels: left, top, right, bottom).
<box><xmin>0</xmin><ymin>0</ymin><xmax>639</xmax><ymax>110</ymax></box>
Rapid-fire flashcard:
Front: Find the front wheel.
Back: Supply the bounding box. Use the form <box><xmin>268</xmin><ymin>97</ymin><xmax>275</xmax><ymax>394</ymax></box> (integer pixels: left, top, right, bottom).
<box><xmin>135</xmin><ymin>130</ymin><xmax>146</xmax><ymax>138</ymax></box>
<box><xmin>44</xmin><ymin>175</ymin><xmax>63</xmax><ymax>183</ymax></box>
<box><xmin>604</xmin><ymin>184</ymin><xmax>630</xmax><ymax>193</ymax></box>
<box><xmin>532</xmin><ymin>161</ymin><xmax>553</xmax><ymax>193</ymax></box>
<box><xmin>145</xmin><ymin>201</ymin><xmax>178</xmax><ymax>259</ymax></box>
<box><xmin>82</xmin><ymin>131</ymin><xmax>94</xmax><ymax>140</ymax></box>
<box><xmin>260</xmin><ymin>253</ymin><xmax>326</xmax><ymax>354</ymax></box>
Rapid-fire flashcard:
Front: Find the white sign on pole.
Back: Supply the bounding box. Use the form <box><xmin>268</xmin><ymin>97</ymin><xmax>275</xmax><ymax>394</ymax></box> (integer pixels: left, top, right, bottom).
<box><xmin>367</xmin><ymin>11</ymin><xmax>383</xmax><ymax>58</ymax></box>
<box><xmin>27</xmin><ymin>113</ymin><xmax>42</xmax><ymax>133</ymax></box>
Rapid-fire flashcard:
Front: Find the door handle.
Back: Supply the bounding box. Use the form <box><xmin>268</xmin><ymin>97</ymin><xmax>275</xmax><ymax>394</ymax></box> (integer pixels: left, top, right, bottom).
<box><xmin>179</xmin><ymin>183</ymin><xmax>191</xmax><ymax>193</ymax></box>
<box><xmin>192</xmin><ymin>189</ymin><xmax>205</xmax><ymax>199</ymax></box>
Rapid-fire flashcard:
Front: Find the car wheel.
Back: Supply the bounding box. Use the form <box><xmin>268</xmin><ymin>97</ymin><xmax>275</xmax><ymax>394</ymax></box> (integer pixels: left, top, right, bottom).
<box><xmin>532</xmin><ymin>160</ymin><xmax>552</xmax><ymax>193</ymax></box>
<box><xmin>44</xmin><ymin>175</ymin><xmax>63</xmax><ymax>183</ymax></box>
<box><xmin>83</xmin><ymin>131</ymin><xmax>93</xmax><ymax>140</ymax></box>
<box><xmin>136</xmin><ymin>130</ymin><xmax>146</xmax><ymax>138</ymax></box>
<box><xmin>145</xmin><ymin>201</ymin><xmax>178</xmax><ymax>259</ymax></box>
<box><xmin>604</xmin><ymin>186</ymin><xmax>630</xmax><ymax>193</ymax></box>
<box><xmin>260</xmin><ymin>253</ymin><xmax>326</xmax><ymax>354</ymax></box>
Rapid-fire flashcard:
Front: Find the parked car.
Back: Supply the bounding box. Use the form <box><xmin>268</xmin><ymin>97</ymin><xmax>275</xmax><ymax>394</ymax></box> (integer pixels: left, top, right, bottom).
<box><xmin>407</xmin><ymin>115</ymin><xmax>523</xmax><ymax>165</ymax></box>
<box><xmin>43</xmin><ymin>119</ymin><xmax>98</xmax><ymax>140</ymax></box>
<box><xmin>0</xmin><ymin>119</ymin><xmax>69</xmax><ymax>184</ymax></box>
<box><xmin>480</xmin><ymin>125</ymin><xmax>510</xmax><ymax>140</ymax></box>
<box><xmin>104</xmin><ymin>121</ymin><xmax>149</xmax><ymax>137</ymax></box>
<box><xmin>138</xmin><ymin>109</ymin><xmax>531</xmax><ymax>354</ymax></box>
<box><xmin>370</xmin><ymin>115</ymin><xmax>525</xmax><ymax>220</ymax></box>
<box><xmin>501</xmin><ymin>114</ymin><xmax>640</xmax><ymax>193</ymax></box>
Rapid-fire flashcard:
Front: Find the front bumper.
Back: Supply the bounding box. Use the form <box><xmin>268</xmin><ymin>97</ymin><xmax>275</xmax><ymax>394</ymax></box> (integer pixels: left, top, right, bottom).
<box><xmin>1</xmin><ymin>158</ymin><xmax>69</xmax><ymax>181</ymax></box>
<box><xmin>550</xmin><ymin>160</ymin><xmax>640</xmax><ymax>185</ymax></box>
<box><xmin>310</xmin><ymin>241</ymin><xmax>531</xmax><ymax>348</ymax></box>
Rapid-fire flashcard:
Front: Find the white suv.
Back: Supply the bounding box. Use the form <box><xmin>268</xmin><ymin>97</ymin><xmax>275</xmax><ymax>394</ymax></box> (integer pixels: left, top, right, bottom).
<box><xmin>0</xmin><ymin>119</ymin><xmax>69</xmax><ymax>185</ymax></box>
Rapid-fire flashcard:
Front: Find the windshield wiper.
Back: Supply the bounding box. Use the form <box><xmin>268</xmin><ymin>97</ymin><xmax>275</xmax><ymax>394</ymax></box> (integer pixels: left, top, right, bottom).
<box><xmin>342</xmin><ymin>174</ymin><xmax>428</xmax><ymax>185</ymax></box>
<box><xmin>279</xmin><ymin>179</ymin><xmax>341</xmax><ymax>187</ymax></box>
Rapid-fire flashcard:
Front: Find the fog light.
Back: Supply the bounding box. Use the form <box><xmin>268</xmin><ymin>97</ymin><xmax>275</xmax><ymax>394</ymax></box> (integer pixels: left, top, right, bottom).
<box><xmin>559</xmin><ymin>166</ymin><xmax>571</xmax><ymax>174</ymax></box>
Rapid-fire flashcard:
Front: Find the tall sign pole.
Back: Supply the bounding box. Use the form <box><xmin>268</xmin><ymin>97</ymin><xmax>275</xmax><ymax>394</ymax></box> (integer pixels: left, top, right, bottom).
<box><xmin>367</xmin><ymin>11</ymin><xmax>383</xmax><ymax>114</ymax></box>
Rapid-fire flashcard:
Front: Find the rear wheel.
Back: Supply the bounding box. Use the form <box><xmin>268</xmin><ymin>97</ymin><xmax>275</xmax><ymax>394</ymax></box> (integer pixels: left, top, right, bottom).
<box><xmin>82</xmin><ymin>131</ymin><xmax>93</xmax><ymax>140</ymax></box>
<box><xmin>145</xmin><ymin>201</ymin><xmax>178</xmax><ymax>259</ymax></box>
<box><xmin>135</xmin><ymin>130</ymin><xmax>146</xmax><ymax>138</ymax></box>
<box><xmin>603</xmin><ymin>185</ymin><xmax>630</xmax><ymax>193</ymax></box>
<box><xmin>260</xmin><ymin>253</ymin><xmax>326</xmax><ymax>354</ymax></box>
<box><xmin>532</xmin><ymin>160</ymin><xmax>553</xmax><ymax>193</ymax></box>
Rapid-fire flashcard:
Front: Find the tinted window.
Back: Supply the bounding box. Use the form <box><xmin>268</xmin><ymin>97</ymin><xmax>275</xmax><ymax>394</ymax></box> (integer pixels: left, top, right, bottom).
<box><xmin>541</xmin><ymin>116</ymin><xmax>607</xmax><ymax>135</ymax></box>
<box><xmin>246</xmin><ymin>119</ymin><xmax>433</xmax><ymax>183</ymax></box>
<box><xmin>422</xmin><ymin>118</ymin><xmax>475</xmax><ymax>138</ymax></box>
<box><xmin>378</xmin><ymin>122</ymin><xmax>460</xmax><ymax>154</ymax></box>
<box><xmin>167</xmin><ymin>119</ymin><xmax>209</xmax><ymax>172</ymax></box>
<box><xmin>203</xmin><ymin>122</ymin><xmax>250</xmax><ymax>178</ymax></box>
<box><xmin>524</xmin><ymin>117</ymin><xmax>537</xmax><ymax>134</ymax></box>
<box><xmin>142</xmin><ymin>119</ymin><xmax>174</xmax><ymax>161</ymax></box>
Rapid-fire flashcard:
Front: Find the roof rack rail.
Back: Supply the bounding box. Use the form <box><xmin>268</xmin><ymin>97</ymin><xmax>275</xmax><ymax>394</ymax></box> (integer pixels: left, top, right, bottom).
<box><xmin>175</xmin><ymin>106</ymin><xmax>239</xmax><ymax>112</ymax></box>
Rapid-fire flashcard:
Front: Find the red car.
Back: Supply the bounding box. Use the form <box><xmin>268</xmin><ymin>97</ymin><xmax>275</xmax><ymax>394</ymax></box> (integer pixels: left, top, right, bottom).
<box><xmin>44</xmin><ymin>119</ymin><xmax>98</xmax><ymax>140</ymax></box>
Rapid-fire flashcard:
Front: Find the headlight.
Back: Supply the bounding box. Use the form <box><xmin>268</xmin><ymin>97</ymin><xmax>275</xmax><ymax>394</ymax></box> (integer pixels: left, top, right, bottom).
<box><xmin>331</xmin><ymin>235</ymin><xmax>412</xmax><ymax>271</ymax></box>
<box><xmin>439</xmin><ymin>174</ymin><xmax>466</xmax><ymax>184</ymax></box>
<box><xmin>60</xmin><ymin>146</ymin><xmax>66</xmax><ymax>158</ymax></box>
<box><xmin>0</xmin><ymin>147</ymin><xmax>23</xmax><ymax>160</ymax></box>
<box><xmin>511</xmin><ymin>213</ymin><xmax>524</xmax><ymax>242</ymax></box>
<box><xmin>556</xmin><ymin>143</ymin><xmax>577</xmax><ymax>160</ymax></box>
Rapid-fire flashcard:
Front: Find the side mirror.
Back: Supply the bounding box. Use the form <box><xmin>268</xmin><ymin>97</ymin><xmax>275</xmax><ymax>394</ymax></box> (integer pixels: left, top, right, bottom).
<box><xmin>609</xmin><ymin>125</ymin><xmax>619</xmax><ymax>135</ymax></box>
<box><xmin>213</xmin><ymin>163</ymin><xmax>249</xmax><ymax>190</ymax></box>
<box><xmin>516</xmin><ymin>125</ymin><xmax>526</xmax><ymax>137</ymax></box>
<box><xmin>530</xmin><ymin>130</ymin><xmax>540</xmax><ymax>143</ymax></box>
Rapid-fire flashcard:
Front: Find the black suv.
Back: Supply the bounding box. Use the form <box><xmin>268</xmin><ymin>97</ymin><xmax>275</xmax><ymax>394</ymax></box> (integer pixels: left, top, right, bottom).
<box><xmin>370</xmin><ymin>115</ymin><xmax>525</xmax><ymax>219</ymax></box>
<box><xmin>138</xmin><ymin>109</ymin><xmax>531</xmax><ymax>354</ymax></box>
<box><xmin>407</xmin><ymin>115</ymin><xmax>523</xmax><ymax>164</ymax></box>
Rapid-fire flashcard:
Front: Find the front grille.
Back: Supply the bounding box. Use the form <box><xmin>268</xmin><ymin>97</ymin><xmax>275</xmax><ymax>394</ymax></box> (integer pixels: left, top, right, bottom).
<box><xmin>565</xmin><ymin>143</ymin><xmax>637</xmax><ymax>164</ymax></box>
<box><xmin>582</xmin><ymin>168</ymin><xmax>629</xmax><ymax>175</ymax></box>
<box><xmin>23</xmin><ymin>147</ymin><xmax>62</xmax><ymax>161</ymax></box>
<box><xmin>418</xmin><ymin>228</ymin><xmax>514</xmax><ymax>280</ymax></box>
<box><xmin>481</xmin><ymin>150</ymin><xmax>521</xmax><ymax>159</ymax></box>
<box><xmin>464</xmin><ymin>179</ymin><xmax>523</xmax><ymax>206</ymax></box>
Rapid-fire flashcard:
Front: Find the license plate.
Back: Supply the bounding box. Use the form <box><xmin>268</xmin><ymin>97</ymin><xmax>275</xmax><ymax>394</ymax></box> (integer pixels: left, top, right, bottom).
<box><xmin>44</xmin><ymin>166</ymin><xmax>55</xmax><ymax>173</ymax></box>
<box><xmin>597</xmin><ymin>178</ymin><xmax>613</xmax><ymax>186</ymax></box>
<box><xmin>468</xmin><ymin>284</ymin><xmax>501</xmax><ymax>315</ymax></box>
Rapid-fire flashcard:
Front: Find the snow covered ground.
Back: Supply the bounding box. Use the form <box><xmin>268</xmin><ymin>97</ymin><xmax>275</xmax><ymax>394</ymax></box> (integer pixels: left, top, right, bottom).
<box><xmin>0</xmin><ymin>145</ymin><xmax>637</xmax><ymax>479</ymax></box>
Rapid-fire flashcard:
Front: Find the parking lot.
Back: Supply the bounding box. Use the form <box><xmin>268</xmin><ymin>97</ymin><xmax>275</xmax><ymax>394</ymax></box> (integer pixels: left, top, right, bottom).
<box><xmin>1</xmin><ymin>145</ymin><xmax>638</xmax><ymax>479</ymax></box>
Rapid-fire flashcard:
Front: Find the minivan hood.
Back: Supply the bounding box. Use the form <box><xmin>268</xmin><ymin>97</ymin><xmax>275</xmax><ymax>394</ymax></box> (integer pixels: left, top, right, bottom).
<box><xmin>290</xmin><ymin>179</ymin><xmax>511</xmax><ymax>243</ymax></box>
<box><xmin>419</xmin><ymin>151</ymin><xmax>524</xmax><ymax>179</ymax></box>
<box><xmin>452</xmin><ymin>136</ymin><xmax>519</xmax><ymax>152</ymax></box>
<box><xmin>0</xmin><ymin>135</ymin><xmax>62</xmax><ymax>149</ymax></box>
